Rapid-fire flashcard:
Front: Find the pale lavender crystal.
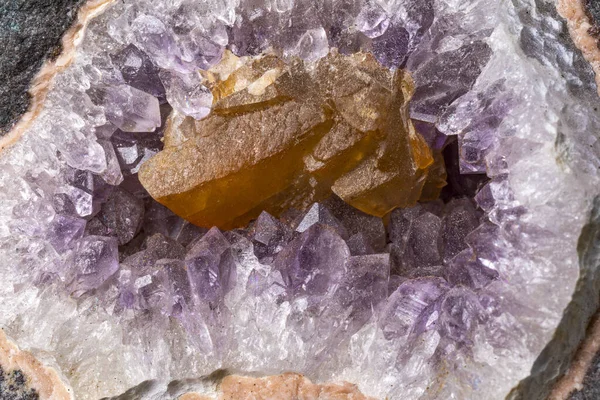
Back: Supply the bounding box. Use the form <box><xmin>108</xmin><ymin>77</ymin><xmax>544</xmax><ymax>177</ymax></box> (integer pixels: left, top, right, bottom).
<box><xmin>96</xmin><ymin>84</ymin><xmax>161</xmax><ymax>132</ymax></box>
<box><xmin>131</xmin><ymin>15</ymin><xmax>178</xmax><ymax>71</ymax></box>
<box><xmin>356</xmin><ymin>2</ymin><xmax>390</xmax><ymax>39</ymax></box>
<box><xmin>47</xmin><ymin>214</ymin><xmax>86</xmax><ymax>254</ymax></box>
<box><xmin>389</xmin><ymin>205</ymin><xmax>444</xmax><ymax>277</ymax></box>
<box><xmin>379</xmin><ymin>277</ymin><xmax>449</xmax><ymax>340</ymax></box>
<box><xmin>410</xmin><ymin>42</ymin><xmax>493</xmax><ymax>122</ymax></box>
<box><xmin>228</xmin><ymin>10</ymin><xmax>274</xmax><ymax>56</ymax></box>
<box><xmin>122</xmin><ymin>233</ymin><xmax>185</xmax><ymax>274</ymax></box>
<box><xmin>294</xmin><ymin>203</ymin><xmax>348</xmax><ymax>239</ymax></box>
<box><xmin>437</xmin><ymin>287</ymin><xmax>481</xmax><ymax>345</ymax></box>
<box><xmin>156</xmin><ymin>259</ymin><xmax>192</xmax><ymax>316</ymax></box>
<box><xmin>97</xmin><ymin>187</ymin><xmax>144</xmax><ymax>245</ymax></box>
<box><xmin>111</xmin><ymin>44</ymin><xmax>166</xmax><ymax>102</ymax></box>
<box><xmin>293</xmin><ymin>28</ymin><xmax>329</xmax><ymax>62</ymax></box>
<box><xmin>251</xmin><ymin>211</ymin><xmax>291</xmax><ymax>263</ymax></box>
<box><xmin>171</xmin><ymin>24</ymin><xmax>226</xmax><ymax>72</ymax></box>
<box><xmin>274</xmin><ymin>224</ymin><xmax>349</xmax><ymax>297</ymax></box>
<box><xmin>159</xmin><ymin>70</ymin><xmax>213</xmax><ymax>120</ymax></box>
<box><xmin>246</xmin><ymin>268</ymin><xmax>287</xmax><ymax>298</ymax></box>
<box><xmin>51</xmin><ymin>125</ymin><xmax>108</xmax><ymax>174</ymax></box>
<box><xmin>68</xmin><ymin>236</ymin><xmax>119</xmax><ymax>295</ymax></box>
<box><xmin>314</xmin><ymin>0</ymin><xmax>363</xmax><ymax>54</ymax></box>
<box><xmin>437</xmin><ymin>81</ymin><xmax>514</xmax><ymax>174</ymax></box>
<box><xmin>131</xmin><ymin>14</ymin><xmax>224</xmax><ymax>74</ymax></box>
<box><xmin>323</xmin><ymin>196</ymin><xmax>386</xmax><ymax>252</ymax></box>
<box><xmin>97</xmin><ymin>139</ymin><xmax>124</xmax><ymax>186</ymax></box>
<box><xmin>370</xmin><ymin>23</ymin><xmax>409</xmax><ymax>68</ymax></box>
<box><xmin>331</xmin><ymin>254</ymin><xmax>389</xmax><ymax>325</ymax></box>
<box><xmin>345</xmin><ymin>232</ymin><xmax>375</xmax><ymax>256</ymax></box>
<box><xmin>55</xmin><ymin>169</ymin><xmax>95</xmax><ymax>218</ymax></box>
<box><xmin>441</xmin><ymin>198</ymin><xmax>480</xmax><ymax>260</ymax></box>
<box><xmin>83</xmin><ymin>56</ymin><xmax>124</xmax><ymax>86</ymax></box>
<box><xmin>185</xmin><ymin>227</ymin><xmax>236</xmax><ymax>303</ymax></box>
<box><xmin>10</xmin><ymin>197</ymin><xmax>54</xmax><ymax>238</ymax></box>
<box><xmin>445</xmin><ymin>248</ymin><xmax>499</xmax><ymax>289</ymax></box>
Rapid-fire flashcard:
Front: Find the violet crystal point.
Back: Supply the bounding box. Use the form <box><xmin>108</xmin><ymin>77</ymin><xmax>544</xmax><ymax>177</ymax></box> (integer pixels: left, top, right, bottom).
<box><xmin>97</xmin><ymin>186</ymin><xmax>144</xmax><ymax>245</ymax></box>
<box><xmin>275</xmin><ymin>224</ymin><xmax>349</xmax><ymax>297</ymax></box>
<box><xmin>68</xmin><ymin>236</ymin><xmax>119</xmax><ymax>295</ymax></box>
<box><xmin>1</xmin><ymin>0</ymin><xmax>599</xmax><ymax>399</ymax></box>
<box><xmin>185</xmin><ymin>227</ymin><xmax>236</xmax><ymax>303</ymax></box>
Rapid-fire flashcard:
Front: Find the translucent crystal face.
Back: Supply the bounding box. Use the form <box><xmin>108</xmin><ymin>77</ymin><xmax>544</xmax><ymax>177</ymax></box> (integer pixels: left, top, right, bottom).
<box><xmin>1</xmin><ymin>0</ymin><xmax>599</xmax><ymax>399</ymax></box>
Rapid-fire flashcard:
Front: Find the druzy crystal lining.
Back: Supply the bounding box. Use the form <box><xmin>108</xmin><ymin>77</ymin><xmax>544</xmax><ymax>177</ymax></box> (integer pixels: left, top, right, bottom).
<box><xmin>0</xmin><ymin>0</ymin><xmax>599</xmax><ymax>399</ymax></box>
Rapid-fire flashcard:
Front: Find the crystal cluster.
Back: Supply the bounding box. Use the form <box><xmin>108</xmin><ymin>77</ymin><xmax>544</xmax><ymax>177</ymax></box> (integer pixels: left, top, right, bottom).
<box><xmin>0</xmin><ymin>0</ymin><xmax>598</xmax><ymax>399</ymax></box>
<box><xmin>140</xmin><ymin>51</ymin><xmax>445</xmax><ymax>229</ymax></box>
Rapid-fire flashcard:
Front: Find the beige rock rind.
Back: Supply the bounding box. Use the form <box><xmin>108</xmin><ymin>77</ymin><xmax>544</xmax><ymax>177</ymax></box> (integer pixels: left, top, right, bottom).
<box><xmin>558</xmin><ymin>0</ymin><xmax>600</xmax><ymax>95</ymax></box>
<box><xmin>0</xmin><ymin>330</ymin><xmax>72</xmax><ymax>400</ymax></box>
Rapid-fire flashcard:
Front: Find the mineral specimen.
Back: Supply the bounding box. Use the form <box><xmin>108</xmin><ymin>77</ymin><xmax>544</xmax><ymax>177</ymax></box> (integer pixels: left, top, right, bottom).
<box><xmin>139</xmin><ymin>51</ymin><xmax>444</xmax><ymax>229</ymax></box>
<box><xmin>0</xmin><ymin>0</ymin><xmax>599</xmax><ymax>399</ymax></box>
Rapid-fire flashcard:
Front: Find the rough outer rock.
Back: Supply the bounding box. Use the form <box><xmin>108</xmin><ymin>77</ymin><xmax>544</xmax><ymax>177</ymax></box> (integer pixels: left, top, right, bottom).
<box><xmin>0</xmin><ymin>330</ymin><xmax>71</xmax><ymax>400</ymax></box>
<box><xmin>0</xmin><ymin>0</ymin><xmax>86</xmax><ymax>135</ymax></box>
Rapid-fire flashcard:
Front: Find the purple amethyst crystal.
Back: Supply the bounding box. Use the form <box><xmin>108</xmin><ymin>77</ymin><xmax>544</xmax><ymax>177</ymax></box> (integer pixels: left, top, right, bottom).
<box><xmin>441</xmin><ymin>198</ymin><xmax>481</xmax><ymax>260</ymax></box>
<box><xmin>185</xmin><ymin>227</ymin><xmax>236</xmax><ymax>303</ymax></box>
<box><xmin>437</xmin><ymin>287</ymin><xmax>481</xmax><ymax>345</ymax></box>
<box><xmin>156</xmin><ymin>259</ymin><xmax>193</xmax><ymax>316</ymax></box>
<box><xmin>47</xmin><ymin>214</ymin><xmax>86</xmax><ymax>254</ymax></box>
<box><xmin>371</xmin><ymin>23</ymin><xmax>410</xmax><ymax>68</ymax></box>
<box><xmin>294</xmin><ymin>202</ymin><xmax>349</xmax><ymax>239</ymax></box>
<box><xmin>323</xmin><ymin>196</ymin><xmax>386</xmax><ymax>253</ymax></box>
<box><xmin>111</xmin><ymin>44</ymin><xmax>166</xmax><ymax>102</ymax></box>
<box><xmin>331</xmin><ymin>254</ymin><xmax>389</xmax><ymax>326</ymax></box>
<box><xmin>159</xmin><ymin>70</ymin><xmax>213</xmax><ymax>120</ymax></box>
<box><xmin>356</xmin><ymin>2</ymin><xmax>390</xmax><ymax>39</ymax></box>
<box><xmin>68</xmin><ymin>236</ymin><xmax>119</xmax><ymax>295</ymax></box>
<box><xmin>97</xmin><ymin>187</ymin><xmax>144</xmax><ymax>245</ymax></box>
<box><xmin>379</xmin><ymin>277</ymin><xmax>449</xmax><ymax>340</ymax></box>
<box><xmin>410</xmin><ymin>41</ymin><xmax>493</xmax><ymax>121</ymax></box>
<box><xmin>122</xmin><ymin>233</ymin><xmax>186</xmax><ymax>274</ymax></box>
<box><xmin>251</xmin><ymin>211</ymin><xmax>292</xmax><ymax>263</ymax></box>
<box><xmin>91</xmin><ymin>84</ymin><xmax>161</xmax><ymax>133</ymax></box>
<box><xmin>274</xmin><ymin>224</ymin><xmax>349</xmax><ymax>297</ymax></box>
<box><xmin>389</xmin><ymin>205</ymin><xmax>444</xmax><ymax>277</ymax></box>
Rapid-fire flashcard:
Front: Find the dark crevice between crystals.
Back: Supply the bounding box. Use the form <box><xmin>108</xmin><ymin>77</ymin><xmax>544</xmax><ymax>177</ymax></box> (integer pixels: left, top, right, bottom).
<box><xmin>439</xmin><ymin>137</ymin><xmax>489</xmax><ymax>202</ymax></box>
<box><xmin>0</xmin><ymin>366</ymin><xmax>39</xmax><ymax>400</ymax></box>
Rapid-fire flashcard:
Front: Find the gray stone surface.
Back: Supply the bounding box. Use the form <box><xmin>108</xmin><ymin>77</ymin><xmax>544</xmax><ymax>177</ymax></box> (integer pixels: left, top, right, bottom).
<box><xmin>586</xmin><ymin>0</ymin><xmax>600</xmax><ymax>32</ymax></box>
<box><xmin>569</xmin><ymin>350</ymin><xmax>600</xmax><ymax>399</ymax></box>
<box><xmin>0</xmin><ymin>366</ymin><xmax>39</xmax><ymax>400</ymax></box>
<box><xmin>0</xmin><ymin>0</ymin><xmax>85</xmax><ymax>135</ymax></box>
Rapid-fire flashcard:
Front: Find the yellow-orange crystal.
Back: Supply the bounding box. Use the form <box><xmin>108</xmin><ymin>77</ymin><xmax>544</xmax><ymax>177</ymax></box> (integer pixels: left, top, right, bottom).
<box><xmin>139</xmin><ymin>51</ymin><xmax>446</xmax><ymax>229</ymax></box>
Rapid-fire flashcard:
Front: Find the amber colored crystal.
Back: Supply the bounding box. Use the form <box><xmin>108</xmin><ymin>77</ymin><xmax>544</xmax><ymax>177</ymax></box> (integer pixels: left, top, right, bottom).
<box><xmin>139</xmin><ymin>51</ymin><xmax>446</xmax><ymax>229</ymax></box>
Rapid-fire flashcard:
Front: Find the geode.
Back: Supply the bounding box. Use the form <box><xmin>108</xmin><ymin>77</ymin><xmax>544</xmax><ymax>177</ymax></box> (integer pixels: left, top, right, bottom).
<box><xmin>0</xmin><ymin>0</ymin><xmax>599</xmax><ymax>399</ymax></box>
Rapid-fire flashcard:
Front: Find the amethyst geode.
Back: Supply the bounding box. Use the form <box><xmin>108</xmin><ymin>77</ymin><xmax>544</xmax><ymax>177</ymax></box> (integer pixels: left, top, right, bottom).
<box><xmin>0</xmin><ymin>0</ymin><xmax>599</xmax><ymax>399</ymax></box>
